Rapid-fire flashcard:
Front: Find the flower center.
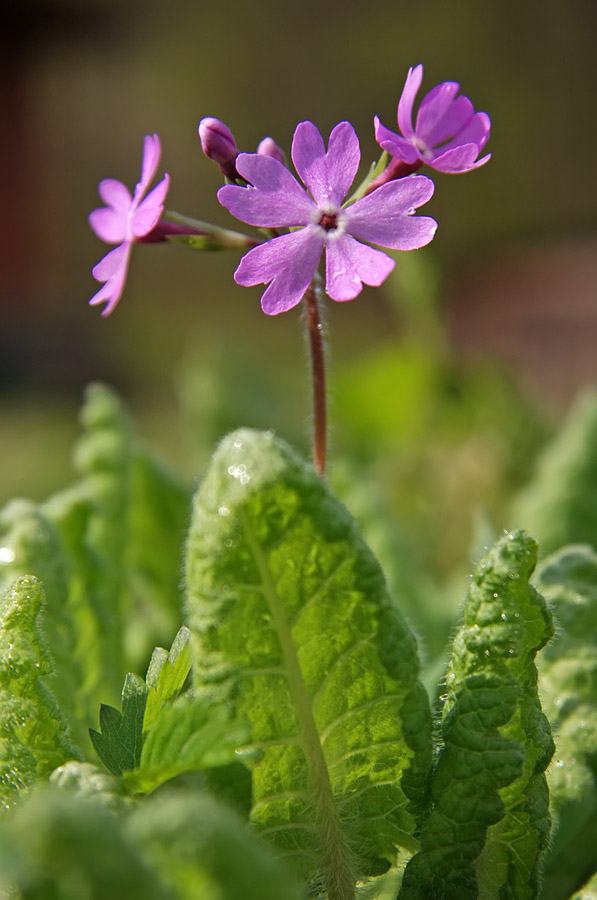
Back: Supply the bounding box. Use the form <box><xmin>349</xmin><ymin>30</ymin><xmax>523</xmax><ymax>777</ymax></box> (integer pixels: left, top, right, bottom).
<box><xmin>414</xmin><ymin>135</ymin><xmax>433</xmax><ymax>158</ymax></box>
<box><xmin>318</xmin><ymin>212</ymin><xmax>338</xmax><ymax>232</ymax></box>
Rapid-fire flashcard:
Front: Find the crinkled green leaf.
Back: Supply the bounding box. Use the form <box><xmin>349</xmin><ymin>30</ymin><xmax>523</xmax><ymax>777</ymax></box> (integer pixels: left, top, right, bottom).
<box><xmin>0</xmin><ymin>577</ymin><xmax>79</xmax><ymax>811</ymax></box>
<box><xmin>89</xmin><ymin>673</ymin><xmax>147</xmax><ymax>775</ymax></box>
<box><xmin>511</xmin><ymin>390</ymin><xmax>597</xmax><ymax>555</ymax></box>
<box><xmin>143</xmin><ymin>626</ymin><xmax>192</xmax><ymax>734</ymax></box>
<box><xmin>0</xmin><ymin>499</ymin><xmax>91</xmax><ymax>750</ymax></box>
<box><xmin>184</xmin><ymin>428</ymin><xmax>432</xmax><ymax>897</ymax></box>
<box><xmin>534</xmin><ymin>545</ymin><xmax>597</xmax><ymax>900</ymax></box>
<box><xmin>400</xmin><ymin>530</ymin><xmax>554</xmax><ymax>900</ymax></box>
<box><xmin>124</xmin><ymin>696</ymin><xmax>249</xmax><ymax>798</ymax></box>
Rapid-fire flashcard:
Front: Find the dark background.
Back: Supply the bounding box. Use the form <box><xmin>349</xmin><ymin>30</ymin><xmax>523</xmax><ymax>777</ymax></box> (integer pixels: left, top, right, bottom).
<box><xmin>2</xmin><ymin>0</ymin><xmax>597</xmax><ymax>503</ymax></box>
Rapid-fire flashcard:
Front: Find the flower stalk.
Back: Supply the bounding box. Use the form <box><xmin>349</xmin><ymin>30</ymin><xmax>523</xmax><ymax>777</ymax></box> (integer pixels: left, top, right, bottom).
<box><xmin>304</xmin><ymin>279</ymin><xmax>327</xmax><ymax>477</ymax></box>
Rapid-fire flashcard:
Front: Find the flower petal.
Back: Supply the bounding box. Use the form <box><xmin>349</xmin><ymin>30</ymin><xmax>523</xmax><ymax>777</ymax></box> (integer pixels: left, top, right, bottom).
<box><xmin>292</xmin><ymin>120</ymin><xmax>360</xmax><ymax>206</ymax></box>
<box><xmin>325</xmin><ymin>233</ymin><xmax>395</xmax><ymax>301</ymax></box>
<box><xmin>415</xmin><ymin>82</ymin><xmax>470</xmax><ymax>146</ymax></box>
<box><xmin>89</xmin><ymin>242</ymin><xmax>132</xmax><ymax>316</ymax></box>
<box><xmin>135</xmin><ymin>134</ymin><xmax>162</xmax><ymax>202</ymax></box>
<box><xmin>88</xmin><ymin>206</ymin><xmax>128</xmax><ymax>244</ymax></box>
<box><xmin>131</xmin><ymin>173</ymin><xmax>170</xmax><ymax>238</ymax></box>
<box><xmin>345</xmin><ymin>175</ymin><xmax>437</xmax><ymax>249</ymax></box>
<box><xmin>429</xmin><ymin>143</ymin><xmax>490</xmax><ymax>173</ymax></box>
<box><xmin>219</xmin><ymin>154</ymin><xmax>314</xmax><ymax>227</ymax></box>
<box><xmin>374</xmin><ymin>117</ymin><xmax>419</xmax><ymax>164</ymax></box>
<box><xmin>234</xmin><ymin>227</ymin><xmax>323</xmax><ymax>315</ymax></box>
<box><xmin>397</xmin><ymin>64</ymin><xmax>423</xmax><ymax>138</ymax></box>
<box><xmin>438</xmin><ymin>110</ymin><xmax>491</xmax><ymax>155</ymax></box>
<box><xmin>97</xmin><ymin>178</ymin><xmax>132</xmax><ymax>211</ymax></box>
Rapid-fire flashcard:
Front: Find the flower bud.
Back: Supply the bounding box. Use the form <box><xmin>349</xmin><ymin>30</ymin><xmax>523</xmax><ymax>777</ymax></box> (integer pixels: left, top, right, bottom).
<box><xmin>257</xmin><ymin>136</ymin><xmax>286</xmax><ymax>165</ymax></box>
<box><xmin>198</xmin><ymin>117</ymin><xmax>241</xmax><ymax>181</ymax></box>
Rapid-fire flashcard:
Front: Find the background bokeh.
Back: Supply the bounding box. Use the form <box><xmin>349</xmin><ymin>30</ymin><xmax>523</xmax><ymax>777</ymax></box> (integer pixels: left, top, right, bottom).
<box><xmin>2</xmin><ymin>0</ymin><xmax>597</xmax><ymax>592</ymax></box>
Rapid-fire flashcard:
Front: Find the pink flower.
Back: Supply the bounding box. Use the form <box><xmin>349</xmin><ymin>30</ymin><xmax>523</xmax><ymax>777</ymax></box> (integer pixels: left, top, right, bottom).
<box><xmin>217</xmin><ymin>120</ymin><xmax>437</xmax><ymax>315</ymax></box>
<box><xmin>88</xmin><ymin>134</ymin><xmax>170</xmax><ymax>316</ymax></box>
<box><xmin>375</xmin><ymin>64</ymin><xmax>491</xmax><ymax>174</ymax></box>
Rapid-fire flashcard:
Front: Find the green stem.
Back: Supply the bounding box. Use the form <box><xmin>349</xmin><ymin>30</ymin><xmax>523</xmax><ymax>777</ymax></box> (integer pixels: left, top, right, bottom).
<box><xmin>164</xmin><ymin>209</ymin><xmax>261</xmax><ymax>248</ymax></box>
<box><xmin>304</xmin><ymin>281</ymin><xmax>327</xmax><ymax>477</ymax></box>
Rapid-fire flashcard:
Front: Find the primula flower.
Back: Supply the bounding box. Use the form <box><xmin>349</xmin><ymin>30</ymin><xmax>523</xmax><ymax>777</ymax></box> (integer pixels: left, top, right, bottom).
<box><xmin>88</xmin><ymin>134</ymin><xmax>169</xmax><ymax>316</ymax></box>
<box><xmin>375</xmin><ymin>64</ymin><xmax>491</xmax><ymax>174</ymax></box>
<box><xmin>218</xmin><ymin>120</ymin><xmax>437</xmax><ymax>315</ymax></box>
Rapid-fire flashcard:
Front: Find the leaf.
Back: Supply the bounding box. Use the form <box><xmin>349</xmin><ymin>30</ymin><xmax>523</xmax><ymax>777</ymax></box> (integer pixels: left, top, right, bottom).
<box><xmin>400</xmin><ymin>530</ymin><xmax>554</xmax><ymax>900</ymax></box>
<box><xmin>124</xmin><ymin>696</ymin><xmax>250</xmax><ymax>799</ymax></box>
<box><xmin>89</xmin><ymin>673</ymin><xmax>147</xmax><ymax>775</ymax></box>
<box><xmin>0</xmin><ymin>577</ymin><xmax>80</xmax><ymax>811</ymax></box>
<box><xmin>50</xmin><ymin>760</ymin><xmax>130</xmax><ymax>811</ymax></box>
<box><xmin>184</xmin><ymin>428</ymin><xmax>432</xmax><ymax>897</ymax></box>
<box><xmin>143</xmin><ymin>626</ymin><xmax>192</xmax><ymax>734</ymax></box>
<box><xmin>43</xmin><ymin>383</ymin><xmax>191</xmax><ymax>708</ymax></box>
<box><xmin>0</xmin><ymin>787</ymin><xmax>172</xmax><ymax>900</ymax></box>
<box><xmin>126</xmin><ymin>788</ymin><xmax>306</xmax><ymax>900</ymax></box>
<box><xmin>534</xmin><ymin>545</ymin><xmax>597</xmax><ymax>900</ymax></box>
<box><xmin>510</xmin><ymin>390</ymin><xmax>597</xmax><ymax>554</ymax></box>
<box><xmin>0</xmin><ymin>498</ymin><xmax>90</xmax><ymax>749</ymax></box>
<box><xmin>568</xmin><ymin>870</ymin><xmax>597</xmax><ymax>900</ymax></box>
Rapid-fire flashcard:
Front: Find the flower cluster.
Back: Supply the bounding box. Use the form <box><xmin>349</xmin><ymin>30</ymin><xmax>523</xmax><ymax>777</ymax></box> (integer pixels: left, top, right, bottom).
<box><xmin>89</xmin><ymin>64</ymin><xmax>490</xmax><ymax>317</ymax></box>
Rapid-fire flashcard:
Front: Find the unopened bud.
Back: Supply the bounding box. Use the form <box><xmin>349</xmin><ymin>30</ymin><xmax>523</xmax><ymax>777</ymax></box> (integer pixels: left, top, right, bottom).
<box><xmin>199</xmin><ymin>117</ymin><xmax>239</xmax><ymax>179</ymax></box>
<box><xmin>257</xmin><ymin>136</ymin><xmax>286</xmax><ymax>165</ymax></box>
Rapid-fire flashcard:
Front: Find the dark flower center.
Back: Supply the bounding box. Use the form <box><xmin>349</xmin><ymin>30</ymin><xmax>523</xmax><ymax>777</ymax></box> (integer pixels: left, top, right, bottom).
<box><xmin>318</xmin><ymin>212</ymin><xmax>338</xmax><ymax>232</ymax></box>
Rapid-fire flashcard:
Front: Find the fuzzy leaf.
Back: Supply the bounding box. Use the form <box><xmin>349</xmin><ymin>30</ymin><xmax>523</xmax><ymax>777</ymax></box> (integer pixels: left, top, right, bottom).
<box><xmin>400</xmin><ymin>530</ymin><xmax>554</xmax><ymax>900</ymax></box>
<box><xmin>534</xmin><ymin>545</ymin><xmax>597</xmax><ymax>900</ymax></box>
<box><xmin>89</xmin><ymin>673</ymin><xmax>147</xmax><ymax>775</ymax></box>
<box><xmin>184</xmin><ymin>428</ymin><xmax>432</xmax><ymax>896</ymax></box>
<box><xmin>0</xmin><ymin>577</ymin><xmax>79</xmax><ymax>811</ymax></box>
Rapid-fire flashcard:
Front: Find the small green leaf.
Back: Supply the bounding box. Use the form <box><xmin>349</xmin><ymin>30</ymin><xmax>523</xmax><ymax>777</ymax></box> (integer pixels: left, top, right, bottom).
<box><xmin>143</xmin><ymin>626</ymin><xmax>192</xmax><ymax>734</ymax></box>
<box><xmin>89</xmin><ymin>673</ymin><xmax>147</xmax><ymax>775</ymax></box>
<box><xmin>400</xmin><ymin>530</ymin><xmax>554</xmax><ymax>900</ymax></box>
<box><xmin>184</xmin><ymin>428</ymin><xmax>432</xmax><ymax>897</ymax></box>
<box><xmin>125</xmin><ymin>696</ymin><xmax>249</xmax><ymax>796</ymax></box>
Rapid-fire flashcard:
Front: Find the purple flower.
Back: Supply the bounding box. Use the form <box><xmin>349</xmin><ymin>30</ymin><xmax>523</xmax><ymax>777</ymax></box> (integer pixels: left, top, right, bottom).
<box><xmin>218</xmin><ymin>120</ymin><xmax>437</xmax><ymax>315</ymax></box>
<box><xmin>88</xmin><ymin>134</ymin><xmax>169</xmax><ymax>316</ymax></box>
<box><xmin>375</xmin><ymin>64</ymin><xmax>491</xmax><ymax>174</ymax></box>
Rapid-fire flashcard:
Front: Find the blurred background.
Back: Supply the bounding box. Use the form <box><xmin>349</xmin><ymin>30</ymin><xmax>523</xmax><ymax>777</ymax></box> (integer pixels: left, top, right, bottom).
<box><xmin>2</xmin><ymin>0</ymin><xmax>597</xmax><ymax>619</ymax></box>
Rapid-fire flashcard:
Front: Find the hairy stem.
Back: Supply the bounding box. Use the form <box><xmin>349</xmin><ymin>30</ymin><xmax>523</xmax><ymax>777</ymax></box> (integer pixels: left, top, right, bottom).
<box><xmin>304</xmin><ymin>281</ymin><xmax>327</xmax><ymax>477</ymax></box>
